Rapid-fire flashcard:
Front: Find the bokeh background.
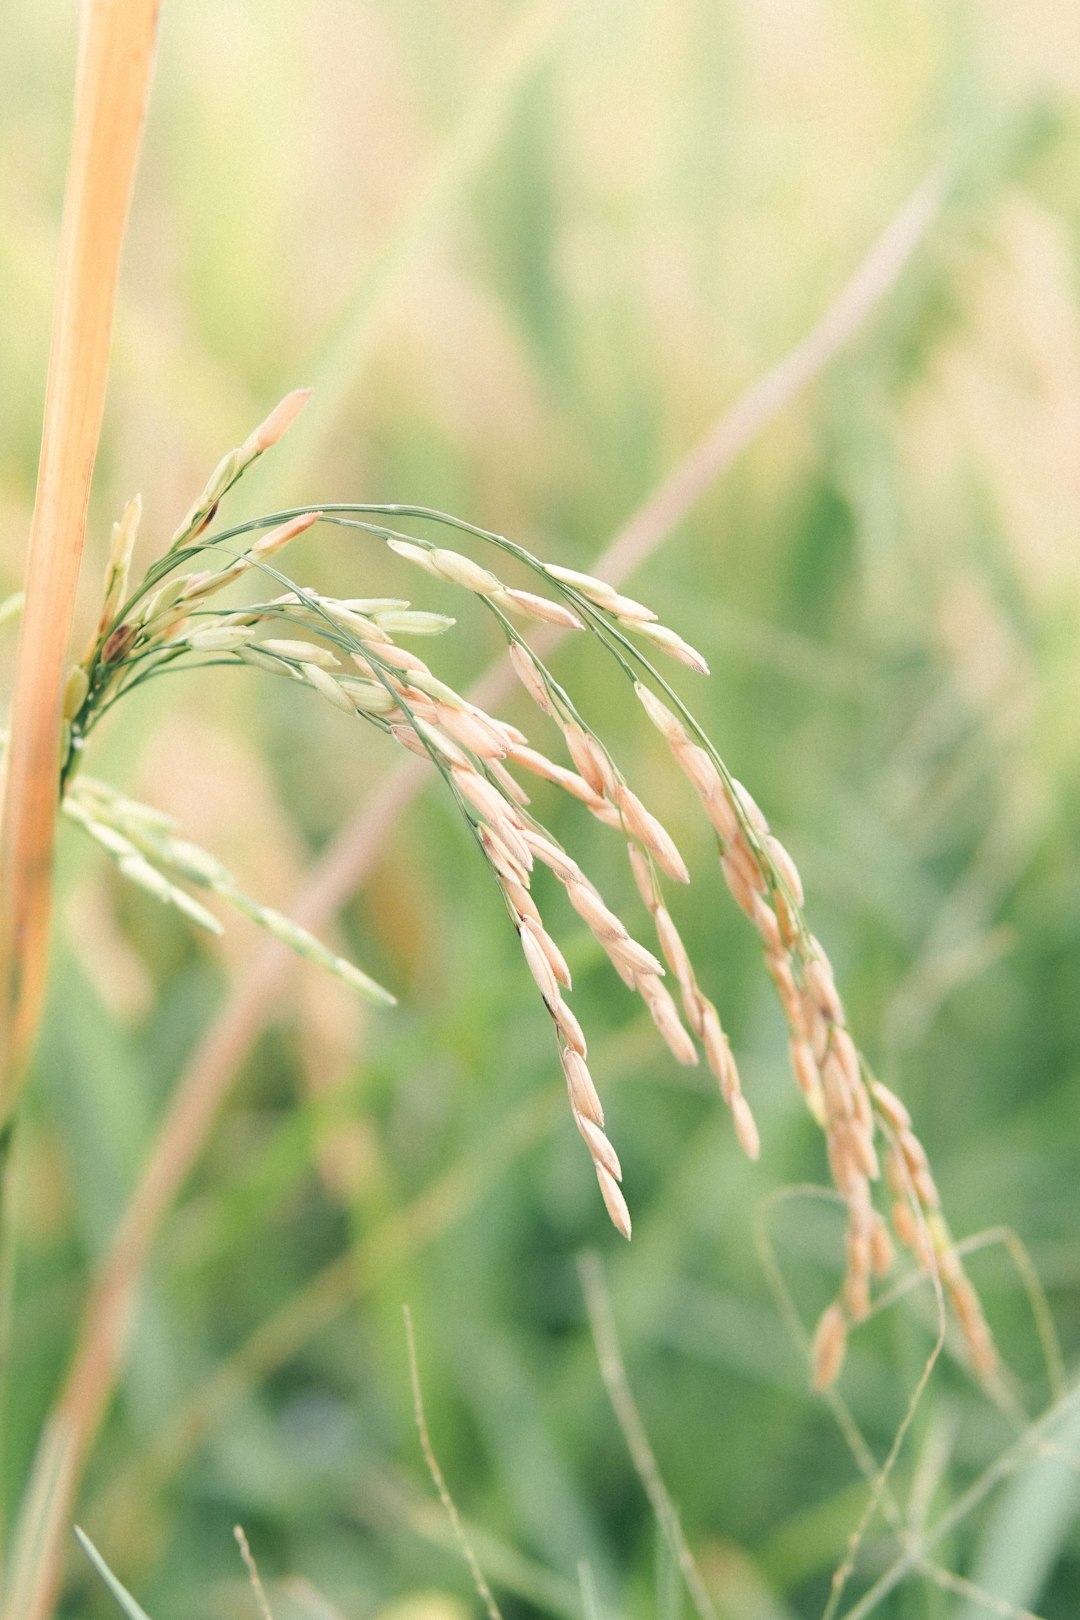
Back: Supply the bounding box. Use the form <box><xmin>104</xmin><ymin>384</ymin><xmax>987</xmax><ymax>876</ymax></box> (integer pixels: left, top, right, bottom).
<box><xmin>3</xmin><ymin>1</ymin><xmax>1080</xmax><ymax>1616</ymax></box>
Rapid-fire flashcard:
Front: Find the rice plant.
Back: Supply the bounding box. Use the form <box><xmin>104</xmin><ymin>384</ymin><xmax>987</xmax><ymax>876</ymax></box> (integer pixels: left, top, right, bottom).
<box><xmin>3</xmin><ymin>3</ymin><xmax>1079</xmax><ymax>1619</ymax></box>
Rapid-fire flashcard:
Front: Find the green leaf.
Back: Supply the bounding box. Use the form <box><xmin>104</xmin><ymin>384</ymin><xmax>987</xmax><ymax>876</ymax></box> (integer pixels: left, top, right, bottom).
<box><xmin>74</xmin><ymin>1527</ymin><xmax>155</xmax><ymax>1620</ymax></box>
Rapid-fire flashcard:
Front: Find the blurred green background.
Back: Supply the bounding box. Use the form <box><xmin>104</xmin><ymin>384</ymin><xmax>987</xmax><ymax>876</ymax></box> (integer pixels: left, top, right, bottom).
<box><xmin>3</xmin><ymin>0</ymin><xmax>1080</xmax><ymax>1615</ymax></box>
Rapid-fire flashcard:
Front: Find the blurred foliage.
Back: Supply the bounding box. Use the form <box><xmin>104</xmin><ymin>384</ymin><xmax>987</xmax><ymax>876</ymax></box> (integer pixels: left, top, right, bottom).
<box><xmin>4</xmin><ymin>0</ymin><xmax>1080</xmax><ymax>1616</ymax></box>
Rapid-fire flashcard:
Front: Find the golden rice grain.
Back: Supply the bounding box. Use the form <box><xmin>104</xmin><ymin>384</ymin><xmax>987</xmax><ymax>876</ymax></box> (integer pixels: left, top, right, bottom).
<box><xmin>731</xmin><ymin>1093</ymin><xmax>761</xmax><ymax>1161</ymax></box>
<box><xmin>561</xmin><ymin>1047</ymin><xmax>604</xmax><ymax>1127</ymax></box>
<box><xmin>595</xmin><ymin>1164</ymin><xmax>633</xmax><ymax>1241</ymax></box>
<box><xmin>500</xmin><ymin>588</ymin><xmax>584</xmax><ymax>629</ymax></box>
<box><xmin>811</xmin><ymin>1302</ymin><xmax>847</xmax><ymax>1390</ymax></box>
<box><xmin>614</xmin><ymin>784</ymin><xmax>689</xmax><ymax>884</ymax></box>
<box><xmin>508</xmin><ymin>642</ymin><xmax>554</xmax><ymax>714</ymax></box>
<box><xmin>576</xmin><ymin>1114</ymin><xmax>623</xmax><ymax>1182</ymax></box>
<box><xmin>241</xmin><ymin>387</ymin><xmax>312</xmax><ymax>457</ymax></box>
<box><xmin>638</xmin><ymin>976</ymin><xmax>698</xmax><ymax>1065</ymax></box>
<box><xmin>551</xmin><ymin>996</ymin><xmax>588</xmax><ymax>1057</ymax></box>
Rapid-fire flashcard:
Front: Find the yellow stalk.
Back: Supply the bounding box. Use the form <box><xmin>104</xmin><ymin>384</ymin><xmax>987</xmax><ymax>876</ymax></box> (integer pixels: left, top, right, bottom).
<box><xmin>0</xmin><ymin>0</ymin><xmax>160</xmax><ymax>1111</ymax></box>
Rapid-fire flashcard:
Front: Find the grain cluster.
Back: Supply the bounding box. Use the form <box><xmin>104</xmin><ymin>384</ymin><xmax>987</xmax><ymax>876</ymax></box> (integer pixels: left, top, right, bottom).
<box><xmin>57</xmin><ymin>392</ymin><xmax>997</xmax><ymax>1389</ymax></box>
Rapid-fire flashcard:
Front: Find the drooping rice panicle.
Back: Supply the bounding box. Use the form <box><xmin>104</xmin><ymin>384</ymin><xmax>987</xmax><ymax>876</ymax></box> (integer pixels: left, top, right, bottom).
<box><xmin>628</xmin><ymin>671</ymin><xmax>997</xmax><ymax>1376</ymax></box>
<box><xmin>49</xmin><ymin>429</ymin><xmax>997</xmax><ymax>1371</ymax></box>
<box><xmin>354</xmin><ymin>528</ymin><xmax>993</xmax><ymax>1348</ymax></box>
<box><xmin>374</xmin><ymin>522</ymin><xmax>997</xmax><ymax>1375</ymax></box>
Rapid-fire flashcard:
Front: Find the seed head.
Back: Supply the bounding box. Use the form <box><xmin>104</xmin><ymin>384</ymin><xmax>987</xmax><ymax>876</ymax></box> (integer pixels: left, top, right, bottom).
<box><xmin>616</xmin><ymin>785</ymin><xmax>689</xmax><ymax>884</ymax></box>
<box><xmin>563</xmin><ymin>723</ymin><xmax>614</xmax><ymax>798</ymax></box>
<box><xmin>544</xmin><ymin>563</ymin><xmax>620</xmax><ymax>607</ymax></box>
<box><xmin>765</xmin><ymin>834</ymin><xmax>805</xmax><ymax>906</ymax></box>
<box><xmin>518</xmin><ymin>920</ymin><xmax>560</xmax><ymax>1004</ymax></box>
<box><xmin>551</xmin><ymin>996</ymin><xmax>587</xmax><ymax>1056</ymax></box>
<box><xmin>508</xmin><ymin>643</ymin><xmax>553</xmax><ymax>714</ymax></box>
<box><xmin>634</xmin><ymin>682</ymin><xmax>685</xmax><ymax>745</ymax></box>
<box><xmin>505</xmin><ymin>744</ymin><xmax>603</xmax><ymax>811</ymax></box>
<box><xmin>478</xmin><ymin>825</ymin><xmax>532</xmax><ymax>887</ymax></box>
<box><xmin>259</xmin><ymin>638</ymin><xmax>338</xmax><ymax>667</ymax></box>
<box><xmin>561</xmin><ymin>1048</ymin><xmax>604</xmax><ymax>1126</ymax></box>
<box><xmin>365</xmin><ymin>643</ymin><xmax>429</xmax><ymax>675</ymax></box>
<box><xmin>499</xmin><ymin>588</ymin><xmax>584</xmax><ymax>629</ymax></box>
<box><xmin>731</xmin><ymin>1093</ymin><xmax>761</xmax><ymax>1161</ymax></box>
<box><xmin>101</xmin><ymin>623</ymin><xmax>139</xmax><ymax>665</ymax></box>
<box><xmin>804</xmin><ymin>949</ymin><xmax>843</xmax><ymax>1025</ymax></box>
<box><xmin>611</xmin><ymin>933</ymin><xmax>666</xmax><ymax>980</ymax></box>
<box><xmin>242</xmin><ymin>388</ymin><xmax>312</xmax><ymax>458</ymax></box>
<box><xmin>730</xmin><ymin>779</ymin><xmax>768</xmax><ymax>838</ymax></box>
<box><xmin>519</xmin><ymin>827</ymin><xmax>582</xmax><ymax>883</ymax></box>
<box><xmin>595</xmin><ymin>1164</ymin><xmax>632</xmax><ymax>1240</ymax></box>
<box><xmin>524</xmin><ymin>914</ymin><xmax>572</xmax><ymax>989</ymax></box>
<box><xmin>63</xmin><ymin>665</ymin><xmax>90</xmax><ymax>720</ymax></box>
<box><xmin>703</xmin><ymin>1011</ymin><xmax>740</xmax><ymax>1109</ymax></box>
<box><xmin>436</xmin><ymin>704</ymin><xmax>509</xmax><ymax>759</ymax></box>
<box><xmin>186</xmin><ymin>624</ymin><xmax>255</xmax><ymax>653</ymax></box>
<box><xmin>654</xmin><ymin>906</ymin><xmax>692</xmax><ymax>982</ymax></box>
<box><xmin>374</xmin><ymin>609</ymin><xmax>456</xmax><ymax>637</ymax></box>
<box><xmin>811</xmin><ymin>1302</ymin><xmax>847</xmax><ymax>1390</ymax></box>
<box><xmin>302</xmin><ymin>664</ymin><xmax>356</xmax><ymax>714</ymax></box>
<box><xmin>339</xmin><ymin>678</ymin><xmax>400</xmax><ymax>716</ymax></box>
<box><xmin>429</xmin><ymin>547</ymin><xmax>501</xmax><ymax>594</ymax></box>
<box><xmin>869</xmin><ymin>1214</ymin><xmax>894</xmax><ymax>1277</ymax></box>
<box><xmin>565</xmin><ymin>879</ymin><xmax>626</xmax><ymax>942</ymax></box>
<box><xmin>487</xmin><ymin>757</ymin><xmax>530</xmax><ymax>808</ymax></box>
<box><xmin>639</xmin><ymin>976</ymin><xmax>697</xmax><ymax>1065</ymax></box>
<box><xmin>870</xmin><ymin>1081</ymin><xmax>912</xmax><ymax>1132</ymax></box>
<box><xmin>387</xmin><ymin>538</ymin><xmax>438</xmax><ymax>572</ymax></box>
<box><xmin>950</xmin><ymin>1275</ymin><xmax>999</xmax><ymax>1376</ymax></box>
<box><xmin>633</xmin><ymin>621</ymin><xmax>710</xmax><ymax>675</ymax></box>
<box><xmin>606</xmin><ymin>589</ymin><xmax>658</xmax><ymax>624</ymax></box>
<box><xmin>627</xmin><ymin>842</ymin><xmax>657</xmax><ymax>908</ymax></box>
<box><xmin>504</xmin><ymin>874</ymin><xmax>541</xmax><ymax>926</ymax></box>
<box><xmin>694</xmin><ymin>763</ymin><xmax>737</xmax><ymax>837</ymax></box>
<box><xmin>99</xmin><ymin>494</ymin><xmax>142</xmax><ymax>630</ymax></box>
<box><xmin>250</xmin><ymin>510</ymin><xmax>322</xmax><ymax>560</ymax></box>
<box><xmin>576</xmin><ymin>1114</ymin><xmax>622</xmax><ymax>1182</ymax></box>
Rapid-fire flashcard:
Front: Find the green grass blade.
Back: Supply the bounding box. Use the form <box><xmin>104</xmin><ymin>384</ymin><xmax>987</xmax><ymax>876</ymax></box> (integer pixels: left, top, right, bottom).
<box><xmin>956</xmin><ymin>1394</ymin><xmax>1080</xmax><ymax>1620</ymax></box>
<box><xmin>74</xmin><ymin>1526</ymin><xmax>155</xmax><ymax>1620</ymax></box>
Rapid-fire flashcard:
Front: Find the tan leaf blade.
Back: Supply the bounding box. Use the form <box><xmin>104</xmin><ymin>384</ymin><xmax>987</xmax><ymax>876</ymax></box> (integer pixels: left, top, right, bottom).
<box><xmin>0</xmin><ymin>0</ymin><xmax>159</xmax><ymax>1108</ymax></box>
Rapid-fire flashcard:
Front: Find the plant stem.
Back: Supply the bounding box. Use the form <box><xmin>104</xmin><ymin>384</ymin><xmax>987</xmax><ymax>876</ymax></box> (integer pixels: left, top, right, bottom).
<box><xmin>0</xmin><ymin>0</ymin><xmax>159</xmax><ymax>1117</ymax></box>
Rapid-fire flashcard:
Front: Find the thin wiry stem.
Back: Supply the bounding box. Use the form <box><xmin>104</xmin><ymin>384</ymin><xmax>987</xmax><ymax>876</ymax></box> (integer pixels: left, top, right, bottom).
<box><xmin>16</xmin><ymin>168</ymin><xmax>946</xmax><ymax>1616</ymax></box>
<box><xmin>578</xmin><ymin>1252</ymin><xmax>718</xmax><ymax>1620</ymax></box>
<box><xmin>754</xmin><ymin>1187</ymin><xmax>1061</xmax><ymax>1619</ymax></box>
<box><xmin>835</xmin><ymin>1379</ymin><xmax>1080</xmax><ymax>1620</ymax></box>
<box><xmin>403</xmin><ymin>1306</ymin><xmax>504</xmax><ymax>1620</ymax></box>
<box><xmin>233</xmin><ymin>1526</ymin><xmax>275</xmax><ymax>1620</ymax></box>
